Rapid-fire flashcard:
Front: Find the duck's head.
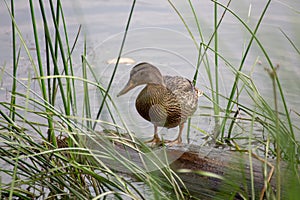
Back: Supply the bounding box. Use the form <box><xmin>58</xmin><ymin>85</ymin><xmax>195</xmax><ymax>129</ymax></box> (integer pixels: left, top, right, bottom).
<box><xmin>117</xmin><ymin>62</ymin><xmax>164</xmax><ymax>97</ymax></box>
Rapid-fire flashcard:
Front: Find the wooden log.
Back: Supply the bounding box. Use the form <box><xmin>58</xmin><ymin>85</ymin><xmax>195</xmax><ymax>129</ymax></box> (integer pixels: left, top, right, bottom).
<box><xmin>86</xmin><ymin>134</ymin><xmax>297</xmax><ymax>199</ymax></box>
<box><xmin>169</xmin><ymin>144</ymin><xmax>276</xmax><ymax>199</ymax></box>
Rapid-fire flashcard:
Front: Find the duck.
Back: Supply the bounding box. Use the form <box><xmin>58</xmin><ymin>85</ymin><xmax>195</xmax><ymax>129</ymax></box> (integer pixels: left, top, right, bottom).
<box><xmin>117</xmin><ymin>62</ymin><xmax>201</xmax><ymax>144</ymax></box>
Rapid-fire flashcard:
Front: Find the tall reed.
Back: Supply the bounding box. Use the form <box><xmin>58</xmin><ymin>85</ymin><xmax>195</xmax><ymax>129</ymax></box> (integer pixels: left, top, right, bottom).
<box><xmin>1</xmin><ymin>0</ymin><xmax>299</xmax><ymax>199</ymax></box>
<box><xmin>169</xmin><ymin>0</ymin><xmax>299</xmax><ymax>198</ymax></box>
<box><xmin>0</xmin><ymin>1</ymin><xmax>190</xmax><ymax>199</ymax></box>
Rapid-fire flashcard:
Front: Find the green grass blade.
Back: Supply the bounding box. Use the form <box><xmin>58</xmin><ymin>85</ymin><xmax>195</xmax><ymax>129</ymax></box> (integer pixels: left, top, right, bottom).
<box><xmin>93</xmin><ymin>0</ymin><xmax>137</xmax><ymax>130</ymax></box>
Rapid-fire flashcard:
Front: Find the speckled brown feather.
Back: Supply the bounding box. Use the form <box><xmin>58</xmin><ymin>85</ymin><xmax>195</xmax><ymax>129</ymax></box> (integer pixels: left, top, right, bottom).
<box><xmin>135</xmin><ymin>75</ymin><xmax>198</xmax><ymax>129</ymax></box>
<box><xmin>118</xmin><ymin>62</ymin><xmax>200</xmax><ymax>144</ymax></box>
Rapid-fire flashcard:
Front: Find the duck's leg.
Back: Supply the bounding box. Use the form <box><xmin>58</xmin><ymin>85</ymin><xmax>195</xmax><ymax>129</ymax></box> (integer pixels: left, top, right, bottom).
<box><xmin>145</xmin><ymin>125</ymin><xmax>161</xmax><ymax>144</ymax></box>
<box><xmin>166</xmin><ymin>123</ymin><xmax>184</xmax><ymax>145</ymax></box>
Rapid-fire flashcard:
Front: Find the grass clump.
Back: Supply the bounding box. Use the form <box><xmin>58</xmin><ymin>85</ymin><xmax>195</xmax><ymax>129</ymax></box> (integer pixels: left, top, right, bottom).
<box><xmin>1</xmin><ymin>0</ymin><xmax>299</xmax><ymax>199</ymax></box>
<box><xmin>168</xmin><ymin>0</ymin><xmax>299</xmax><ymax>199</ymax></box>
<box><xmin>0</xmin><ymin>1</ymin><xmax>190</xmax><ymax>199</ymax></box>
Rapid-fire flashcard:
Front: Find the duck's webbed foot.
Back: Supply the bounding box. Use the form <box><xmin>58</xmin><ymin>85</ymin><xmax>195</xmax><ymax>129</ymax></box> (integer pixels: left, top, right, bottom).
<box><xmin>145</xmin><ymin>133</ymin><xmax>161</xmax><ymax>144</ymax></box>
<box><xmin>163</xmin><ymin>137</ymin><xmax>182</xmax><ymax>146</ymax></box>
<box><xmin>163</xmin><ymin>123</ymin><xmax>184</xmax><ymax>146</ymax></box>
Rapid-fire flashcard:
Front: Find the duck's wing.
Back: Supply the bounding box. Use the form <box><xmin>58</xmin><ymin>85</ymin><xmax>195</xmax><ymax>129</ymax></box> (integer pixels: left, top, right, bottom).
<box><xmin>163</xmin><ymin>76</ymin><xmax>195</xmax><ymax>93</ymax></box>
<box><xmin>163</xmin><ymin>76</ymin><xmax>198</xmax><ymax>120</ymax></box>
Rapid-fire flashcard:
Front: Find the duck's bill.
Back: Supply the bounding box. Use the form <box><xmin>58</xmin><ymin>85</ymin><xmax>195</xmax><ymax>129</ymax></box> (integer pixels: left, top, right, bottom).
<box><xmin>117</xmin><ymin>80</ymin><xmax>135</xmax><ymax>97</ymax></box>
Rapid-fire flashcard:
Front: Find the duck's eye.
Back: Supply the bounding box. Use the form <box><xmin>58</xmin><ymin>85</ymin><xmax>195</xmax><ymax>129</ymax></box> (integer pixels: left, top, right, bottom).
<box><xmin>139</xmin><ymin>71</ymin><xmax>145</xmax><ymax>76</ymax></box>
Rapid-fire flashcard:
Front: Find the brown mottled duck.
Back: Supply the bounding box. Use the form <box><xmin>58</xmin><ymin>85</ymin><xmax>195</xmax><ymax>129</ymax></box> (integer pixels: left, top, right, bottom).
<box><xmin>117</xmin><ymin>62</ymin><xmax>201</xmax><ymax>144</ymax></box>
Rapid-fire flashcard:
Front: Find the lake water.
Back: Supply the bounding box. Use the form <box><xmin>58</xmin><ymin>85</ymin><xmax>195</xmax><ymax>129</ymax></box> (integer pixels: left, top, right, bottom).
<box><xmin>0</xmin><ymin>0</ymin><xmax>299</xmax><ymax>197</ymax></box>
<box><xmin>1</xmin><ymin>0</ymin><xmax>299</xmax><ymax>147</ymax></box>
<box><xmin>1</xmin><ymin>0</ymin><xmax>299</xmax><ymax>142</ymax></box>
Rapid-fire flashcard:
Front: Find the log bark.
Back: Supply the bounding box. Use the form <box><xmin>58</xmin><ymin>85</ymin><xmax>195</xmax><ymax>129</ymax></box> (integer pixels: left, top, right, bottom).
<box><xmin>168</xmin><ymin>144</ymin><xmax>276</xmax><ymax>199</ymax></box>
<box><xmin>87</xmin><ymin>134</ymin><xmax>298</xmax><ymax>199</ymax></box>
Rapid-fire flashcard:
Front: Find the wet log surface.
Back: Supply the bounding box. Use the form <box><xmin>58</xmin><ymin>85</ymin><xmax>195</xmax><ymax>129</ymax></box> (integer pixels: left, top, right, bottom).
<box><xmin>87</xmin><ymin>134</ymin><xmax>297</xmax><ymax>199</ymax></box>
<box><xmin>124</xmin><ymin>143</ymin><xmax>294</xmax><ymax>199</ymax></box>
<box><xmin>168</xmin><ymin>144</ymin><xmax>275</xmax><ymax>199</ymax></box>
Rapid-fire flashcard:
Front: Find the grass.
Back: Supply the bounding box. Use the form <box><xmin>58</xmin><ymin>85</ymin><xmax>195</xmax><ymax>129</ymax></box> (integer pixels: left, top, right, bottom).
<box><xmin>1</xmin><ymin>0</ymin><xmax>299</xmax><ymax>199</ymax></box>
<box><xmin>168</xmin><ymin>0</ymin><xmax>299</xmax><ymax>199</ymax></box>
<box><xmin>1</xmin><ymin>1</ymin><xmax>189</xmax><ymax>199</ymax></box>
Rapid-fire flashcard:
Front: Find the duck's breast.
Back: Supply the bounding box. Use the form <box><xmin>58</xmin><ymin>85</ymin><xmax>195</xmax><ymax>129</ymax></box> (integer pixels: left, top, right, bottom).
<box><xmin>135</xmin><ymin>84</ymin><xmax>182</xmax><ymax>128</ymax></box>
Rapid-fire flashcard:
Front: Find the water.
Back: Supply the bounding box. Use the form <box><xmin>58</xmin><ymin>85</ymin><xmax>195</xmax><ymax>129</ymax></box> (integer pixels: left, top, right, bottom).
<box><xmin>0</xmin><ymin>0</ymin><xmax>299</xmax><ymax>151</ymax></box>
<box><xmin>0</xmin><ymin>0</ymin><xmax>299</xmax><ymax>148</ymax></box>
<box><xmin>84</xmin><ymin>0</ymin><xmax>300</xmax><ymax>142</ymax></box>
<box><xmin>0</xmin><ymin>0</ymin><xmax>299</xmax><ymax>198</ymax></box>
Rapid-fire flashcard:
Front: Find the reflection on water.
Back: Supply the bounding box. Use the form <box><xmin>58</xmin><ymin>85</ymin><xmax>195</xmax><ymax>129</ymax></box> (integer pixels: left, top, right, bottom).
<box><xmin>0</xmin><ymin>0</ymin><xmax>299</xmax><ymax>140</ymax></box>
